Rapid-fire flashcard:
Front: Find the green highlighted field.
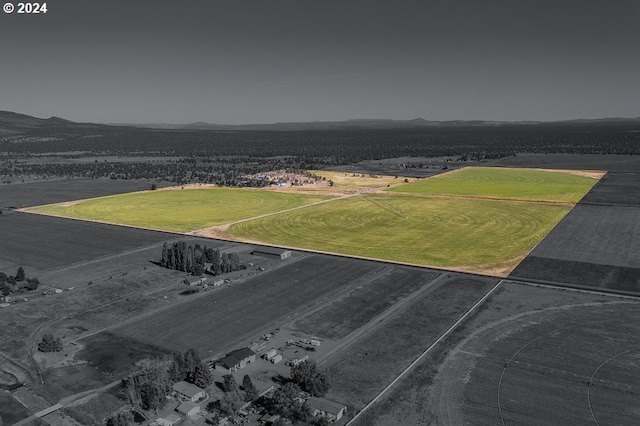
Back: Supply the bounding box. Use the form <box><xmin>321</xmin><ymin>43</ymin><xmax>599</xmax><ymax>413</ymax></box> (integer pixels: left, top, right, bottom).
<box><xmin>26</xmin><ymin>187</ymin><xmax>333</xmax><ymax>233</ymax></box>
<box><xmin>227</xmin><ymin>194</ymin><xmax>571</xmax><ymax>274</ymax></box>
<box><xmin>24</xmin><ymin>167</ymin><xmax>602</xmax><ymax>275</ymax></box>
<box><xmin>386</xmin><ymin>167</ymin><xmax>600</xmax><ymax>202</ymax></box>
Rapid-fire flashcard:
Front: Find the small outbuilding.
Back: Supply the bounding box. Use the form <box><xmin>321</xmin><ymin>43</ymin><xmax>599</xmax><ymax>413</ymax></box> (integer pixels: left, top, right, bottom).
<box><xmin>263</xmin><ymin>349</ymin><xmax>277</xmax><ymax>360</ymax></box>
<box><xmin>251</xmin><ymin>246</ymin><xmax>291</xmax><ymax>260</ymax></box>
<box><xmin>270</xmin><ymin>354</ymin><xmax>283</xmax><ymax>364</ymax></box>
<box><xmin>306</xmin><ymin>397</ymin><xmax>347</xmax><ymax>422</ymax></box>
<box><xmin>183</xmin><ymin>276</ymin><xmax>206</xmax><ymax>286</ymax></box>
<box><xmin>173</xmin><ymin>381</ymin><xmax>205</xmax><ymax>402</ymax></box>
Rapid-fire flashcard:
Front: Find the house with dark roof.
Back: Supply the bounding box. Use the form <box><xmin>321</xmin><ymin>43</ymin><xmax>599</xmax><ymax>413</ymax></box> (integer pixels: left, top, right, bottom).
<box><xmin>173</xmin><ymin>381</ymin><xmax>205</xmax><ymax>402</ymax></box>
<box><xmin>214</xmin><ymin>347</ymin><xmax>256</xmax><ymax>374</ymax></box>
<box><xmin>305</xmin><ymin>397</ymin><xmax>347</xmax><ymax>422</ymax></box>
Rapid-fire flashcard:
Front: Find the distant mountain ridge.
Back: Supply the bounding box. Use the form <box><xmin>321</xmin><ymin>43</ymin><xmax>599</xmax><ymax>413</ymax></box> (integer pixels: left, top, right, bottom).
<box><xmin>2</xmin><ymin>110</ymin><xmax>640</xmax><ymax>135</ymax></box>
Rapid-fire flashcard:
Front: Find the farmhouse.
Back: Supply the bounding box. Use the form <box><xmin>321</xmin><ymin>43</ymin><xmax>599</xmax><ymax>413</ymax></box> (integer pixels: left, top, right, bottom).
<box><xmin>183</xmin><ymin>276</ymin><xmax>206</xmax><ymax>286</ymax></box>
<box><xmin>173</xmin><ymin>381</ymin><xmax>205</xmax><ymax>402</ymax></box>
<box><xmin>176</xmin><ymin>401</ymin><xmax>200</xmax><ymax>419</ymax></box>
<box><xmin>305</xmin><ymin>397</ymin><xmax>347</xmax><ymax>422</ymax></box>
<box><xmin>251</xmin><ymin>246</ymin><xmax>291</xmax><ymax>260</ymax></box>
<box><xmin>214</xmin><ymin>347</ymin><xmax>256</xmax><ymax>374</ymax></box>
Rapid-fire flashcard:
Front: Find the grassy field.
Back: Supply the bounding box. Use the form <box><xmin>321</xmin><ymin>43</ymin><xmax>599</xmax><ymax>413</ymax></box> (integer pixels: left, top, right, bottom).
<box><xmin>228</xmin><ymin>194</ymin><xmax>571</xmax><ymax>275</ymax></box>
<box><xmin>386</xmin><ymin>167</ymin><xmax>600</xmax><ymax>202</ymax></box>
<box><xmin>26</xmin><ymin>187</ymin><xmax>332</xmax><ymax>232</ymax></box>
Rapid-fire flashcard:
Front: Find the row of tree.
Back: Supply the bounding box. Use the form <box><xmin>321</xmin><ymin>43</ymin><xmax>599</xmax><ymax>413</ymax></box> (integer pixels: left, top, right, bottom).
<box><xmin>160</xmin><ymin>242</ymin><xmax>242</xmax><ymax>276</ymax></box>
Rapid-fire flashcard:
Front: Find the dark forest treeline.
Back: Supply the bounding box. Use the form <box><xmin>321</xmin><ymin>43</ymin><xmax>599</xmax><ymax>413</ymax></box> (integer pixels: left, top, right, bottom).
<box><xmin>2</xmin><ymin>123</ymin><xmax>640</xmax><ymax>184</ymax></box>
<box><xmin>3</xmin><ymin>123</ymin><xmax>640</xmax><ymax>160</ymax></box>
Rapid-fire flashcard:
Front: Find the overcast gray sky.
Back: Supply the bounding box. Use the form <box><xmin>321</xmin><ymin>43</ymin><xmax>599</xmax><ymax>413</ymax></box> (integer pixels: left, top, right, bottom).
<box><xmin>1</xmin><ymin>0</ymin><xmax>638</xmax><ymax>124</ymax></box>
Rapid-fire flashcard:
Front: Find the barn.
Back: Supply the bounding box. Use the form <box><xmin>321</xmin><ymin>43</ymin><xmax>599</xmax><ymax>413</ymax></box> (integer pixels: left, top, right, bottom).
<box><xmin>214</xmin><ymin>347</ymin><xmax>256</xmax><ymax>374</ymax></box>
<box><xmin>251</xmin><ymin>246</ymin><xmax>292</xmax><ymax>260</ymax></box>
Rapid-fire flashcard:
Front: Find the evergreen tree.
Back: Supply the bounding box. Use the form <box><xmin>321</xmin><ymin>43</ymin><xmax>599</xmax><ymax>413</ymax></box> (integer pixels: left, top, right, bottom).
<box><xmin>183</xmin><ymin>348</ymin><xmax>201</xmax><ymax>378</ymax></box>
<box><xmin>212</xmin><ymin>249</ymin><xmax>222</xmax><ymax>275</ymax></box>
<box><xmin>161</xmin><ymin>242</ymin><xmax>168</xmax><ymax>267</ymax></box>
<box><xmin>186</xmin><ymin>245</ymin><xmax>193</xmax><ymax>274</ymax></box>
<box><xmin>15</xmin><ymin>266</ymin><xmax>25</xmax><ymax>282</ymax></box>
<box><xmin>191</xmin><ymin>364</ymin><xmax>214</xmax><ymax>388</ymax></box>
<box><xmin>242</xmin><ymin>374</ymin><xmax>258</xmax><ymax>401</ymax></box>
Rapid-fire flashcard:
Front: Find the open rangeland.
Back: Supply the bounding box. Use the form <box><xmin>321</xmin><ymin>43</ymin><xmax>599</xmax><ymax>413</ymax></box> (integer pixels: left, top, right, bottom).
<box><xmin>227</xmin><ymin>194</ymin><xmax>571</xmax><ymax>275</ymax></box>
<box><xmin>85</xmin><ymin>255</ymin><xmax>387</xmax><ymax>362</ymax></box>
<box><xmin>350</xmin><ymin>282</ymin><xmax>640</xmax><ymax>426</ymax></box>
<box><xmin>385</xmin><ymin>166</ymin><xmax>601</xmax><ymax>202</ymax></box>
<box><xmin>306</xmin><ymin>170</ymin><xmax>409</xmax><ymax>192</ymax></box>
<box><xmin>25</xmin><ymin>187</ymin><xmax>333</xmax><ymax>232</ymax></box>
<box><xmin>322</xmin><ymin>274</ymin><xmax>499</xmax><ymax>413</ymax></box>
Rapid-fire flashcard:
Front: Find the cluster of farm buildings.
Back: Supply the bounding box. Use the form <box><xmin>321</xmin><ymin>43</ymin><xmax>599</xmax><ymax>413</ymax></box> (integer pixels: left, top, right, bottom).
<box><xmin>149</xmin><ymin>344</ymin><xmax>346</xmax><ymax>426</ymax></box>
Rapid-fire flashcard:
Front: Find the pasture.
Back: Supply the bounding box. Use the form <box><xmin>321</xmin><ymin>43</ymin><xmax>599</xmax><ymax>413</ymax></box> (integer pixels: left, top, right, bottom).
<box><xmin>386</xmin><ymin>166</ymin><xmax>601</xmax><ymax>202</ymax></box>
<box><xmin>228</xmin><ymin>194</ymin><xmax>571</xmax><ymax>275</ymax></box>
<box><xmin>25</xmin><ymin>187</ymin><xmax>332</xmax><ymax>232</ymax></box>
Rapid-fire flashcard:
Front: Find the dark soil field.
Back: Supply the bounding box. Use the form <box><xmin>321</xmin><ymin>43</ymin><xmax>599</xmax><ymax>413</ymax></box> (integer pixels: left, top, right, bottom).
<box><xmin>0</xmin><ymin>212</ymin><xmax>173</xmax><ymax>275</ymax></box>
<box><xmin>323</xmin><ymin>274</ymin><xmax>498</xmax><ymax>412</ymax></box>
<box><xmin>293</xmin><ymin>266</ymin><xmax>440</xmax><ymax>339</ymax></box>
<box><xmin>0</xmin><ymin>178</ymin><xmax>172</xmax><ymax>209</ymax></box>
<box><xmin>96</xmin><ymin>254</ymin><xmax>386</xmax><ymax>359</ymax></box>
<box><xmin>580</xmin><ymin>171</ymin><xmax>640</xmax><ymax>206</ymax></box>
<box><xmin>494</xmin><ymin>153</ymin><xmax>640</xmax><ymax>173</ymax></box>
<box><xmin>434</xmin><ymin>295</ymin><xmax>640</xmax><ymax>425</ymax></box>
<box><xmin>511</xmin><ymin>203</ymin><xmax>640</xmax><ymax>292</ymax></box>
<box><xmin>352</xmin><ymin>282</ymin><xmax>632</xmax><ymax>426</ymax></box>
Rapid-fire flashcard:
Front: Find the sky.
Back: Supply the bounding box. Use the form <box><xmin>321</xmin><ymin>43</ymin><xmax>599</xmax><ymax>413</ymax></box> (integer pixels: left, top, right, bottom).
<box><xmin>1</xmin><ymin>0</ymin><xmax>639</xmax><ymax>124</ymax></box>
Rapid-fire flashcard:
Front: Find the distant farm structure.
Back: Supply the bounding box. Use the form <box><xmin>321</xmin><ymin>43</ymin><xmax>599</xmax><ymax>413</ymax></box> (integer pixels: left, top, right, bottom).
<box><xmin>251</xmin><ymin>246</ymin><xmax>292</xmax><ymax>260</ymax></box>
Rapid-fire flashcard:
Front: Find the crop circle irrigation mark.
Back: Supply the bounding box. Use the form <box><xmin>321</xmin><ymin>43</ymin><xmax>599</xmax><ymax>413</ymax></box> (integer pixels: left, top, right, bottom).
<box><xmin>497</xmin><ymin>325</ymin><xmax>575</xmax><ymax>426</ymax></box>
<box><xmin>587</xmin><ymin>347</ymin><xmax>640</xmax><ymax>425</ymax></box>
